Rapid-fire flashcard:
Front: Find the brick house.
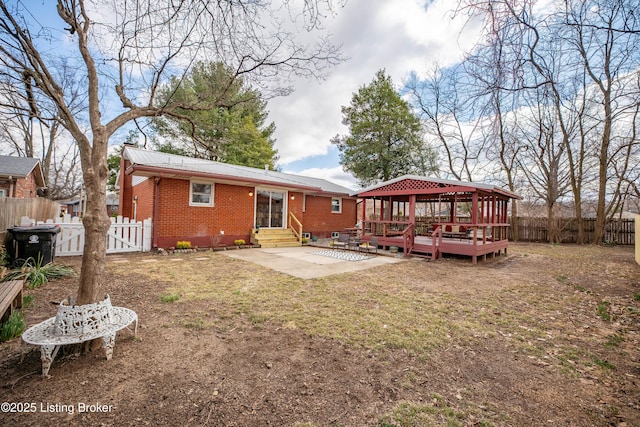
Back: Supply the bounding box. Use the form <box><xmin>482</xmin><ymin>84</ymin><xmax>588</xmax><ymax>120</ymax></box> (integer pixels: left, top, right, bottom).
<box><xmin>118</xmin><ymin>147</ymin><xmax>358</xmax><ymax>249</ymax></box>
<box><xmin>0</xmin><ymin>155</ymin><xmax>46</xmax><ymax>198</ymax></box>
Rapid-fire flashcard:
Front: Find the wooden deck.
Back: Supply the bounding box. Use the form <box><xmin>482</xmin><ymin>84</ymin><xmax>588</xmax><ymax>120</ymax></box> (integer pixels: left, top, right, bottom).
<box><xmin>363</xmin><ymin>234</ymin><xmax>508</xmax><ymax>264</ymax></box>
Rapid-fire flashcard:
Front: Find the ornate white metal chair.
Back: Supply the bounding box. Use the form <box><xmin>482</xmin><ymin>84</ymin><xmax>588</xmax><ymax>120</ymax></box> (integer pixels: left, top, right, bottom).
<box><xmin>22</xmin><ymin>295</ymin><xmax>138</xmax><ymax>377</ymax></box>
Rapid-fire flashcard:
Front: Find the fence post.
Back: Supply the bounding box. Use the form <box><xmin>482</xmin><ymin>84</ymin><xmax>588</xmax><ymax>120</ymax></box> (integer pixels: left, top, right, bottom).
<box><xmin>635</xmin><ymin>215</ymin><xmax>639</xmax><ymax>266</ymax></box>
<box><xmin>143</xmin><ymin>218</ymin><xmax>152</xmax><ymax>252</ymax></box>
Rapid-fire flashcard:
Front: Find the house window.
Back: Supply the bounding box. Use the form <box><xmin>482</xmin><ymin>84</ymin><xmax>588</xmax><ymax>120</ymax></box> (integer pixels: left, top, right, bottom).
<box><xmin>0</xmin><ymin>189</ymin><xmax>5</xmax><ymax>198</ymax></box>
<box><xmin>190</xmin><ymin>182</ymin><xmax>213</xmax><ymax>206</ymax></box>
<box><xmin>331</xmin><ymin>197</ymin><xmax>342</xmax><ymax>213</ymax></box>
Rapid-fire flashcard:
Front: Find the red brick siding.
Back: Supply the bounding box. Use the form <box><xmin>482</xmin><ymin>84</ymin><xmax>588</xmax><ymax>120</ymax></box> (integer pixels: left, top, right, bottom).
<box><xmin>155</xmin><ymin>179</ymin><xmax>254</xmax><ymax>248</ymax></box>
<box><xmin>288</xmin><ymin>191</ymin><xmax>304</xmax><ymax>224</ymax></box>
<box><xmin>0</xmin><ymin>174</ymin><xmax>38</xmax><ymax>198</ymax></box>
<box><xmin>118</xmin><ymin>158</ymin><xmax>133</xmax><ymax>218</ymax></box>
<box><xmin>302</xmin><ymin>195</ymin><xmax>357</xmax><ymax>238</ymax></box>
<box><xmin>132</xmin><ymin>178</ymin><xmax>155</xmax><ymax>222</ymax></box>
<box><xmin>121</xmin><ymin>171</ymin><xmax>357</xmax><ymax>247</ymax></box>
<box><xmin>15</xmin><ymin>173</ymin><xmax>38</xmax><ymax>198</ymax></box>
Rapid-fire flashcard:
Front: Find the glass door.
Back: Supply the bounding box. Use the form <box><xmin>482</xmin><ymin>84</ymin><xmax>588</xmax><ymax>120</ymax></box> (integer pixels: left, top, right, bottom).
<box><xmin>255</xmin><ymin>190</ymin><xmax>286</xmax><ymax>228</ymax></box>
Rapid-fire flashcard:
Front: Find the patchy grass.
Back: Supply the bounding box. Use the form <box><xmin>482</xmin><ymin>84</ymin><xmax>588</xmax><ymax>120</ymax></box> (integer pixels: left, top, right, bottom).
<box><xmin>377</xmin><ymin>394</ymin><xmax>500</xmax><ymax>427</ymax></box>
<box><xmin>105</xmin><ymin>243</ymin><xmax>639</xmax><ymax>425</ymax></box>
<box><xmin>593</xmin><ymin>358</ymin><xmax>616</xmax><ymax>370</ymax></box>
<box><xmin>605</xmin><ymin>331</ymin><xmax>625</xmax><ymax>348</ymax></box>
<box><xmin>108</xmin><ymin>244</ymin><xmax>636</xmax><ymax>365</ymax></box>
<box><xmin>597</xmin><ymin>301</ymin><xmax>611</xmax><ymax>321</ymax></box>
<box><xmin>159</xmin><ymin>292</ymin><xmax>180</xmax><ymax>303</ymax></box>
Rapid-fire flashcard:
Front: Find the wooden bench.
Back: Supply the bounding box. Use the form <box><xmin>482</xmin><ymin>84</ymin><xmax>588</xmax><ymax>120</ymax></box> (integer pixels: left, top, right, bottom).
<box><xmin>0</xmin><ymin>280</ymin><xmax>24</xmax><ymax>322</ymax></box>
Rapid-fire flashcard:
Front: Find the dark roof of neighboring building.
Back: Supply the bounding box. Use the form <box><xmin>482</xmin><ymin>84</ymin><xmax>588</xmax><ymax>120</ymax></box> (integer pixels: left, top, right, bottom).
<box><xmin>122</xmin><ymin>147</ymin><xmax>354</xmax><ymax>196</ymax></box>
<box><xmin>0</xmin><ymin>155</ymin><xmax>46</xmax><ymax>187</ymax></box>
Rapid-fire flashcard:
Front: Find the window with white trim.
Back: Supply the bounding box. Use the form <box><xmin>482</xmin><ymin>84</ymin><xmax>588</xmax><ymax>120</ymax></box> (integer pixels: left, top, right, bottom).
<box><xmin>0</xmin><ymin>189</ymin><xmax>5</xmax><ymax>198</ymax></box>
<box><xmin>190</xmin><ymin>181</ymin><xmax>214</xmax><ymax>206</ymax></box>
<box><xmin>331</xmin><ymin>197</ymin><xmax>342</xmax><ymax>213</ymax></box>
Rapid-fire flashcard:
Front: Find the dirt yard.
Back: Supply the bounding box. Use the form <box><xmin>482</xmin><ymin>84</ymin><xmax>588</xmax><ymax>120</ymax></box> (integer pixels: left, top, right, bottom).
<box><xmin>0</xmin><ymin>242</ymin><xmax>639</xmax><ymax>426</ymax></box>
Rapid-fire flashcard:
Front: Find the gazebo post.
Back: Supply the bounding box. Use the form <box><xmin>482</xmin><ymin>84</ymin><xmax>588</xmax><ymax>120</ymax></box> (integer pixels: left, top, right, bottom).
<box><xmin>471</xmin><ymin>192</ymin><xmax>479</xmax><ymax>243</ymax></box>
<box><xmin>409</xmin><ymin>194</ymin><xmax>416</xmax><ymax>230</ymax></box>
<box><xmin>361</xmin><ymin>197</ymin><xmax>367</xmax><ymax>236</ymax></box>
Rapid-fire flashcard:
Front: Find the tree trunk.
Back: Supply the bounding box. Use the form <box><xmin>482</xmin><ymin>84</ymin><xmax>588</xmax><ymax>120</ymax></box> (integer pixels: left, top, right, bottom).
<box><xmin>75</xmin><ymin>133</ymin><xmax>111</xmax><ymax>305</ymax></box>
<box><xmin>510</xmin><ymin>201</ymin><xmax>519</xmax><ymax>241</ymax></box>
<box><xmin>592</xmin><ymin>104</ymin><xmax>612</xmax><ymax>245</ymax></box>
<box><xmin>547</xmin><ymin>203</ymin><xmax>556</xmax><ymax>243</ymax></box>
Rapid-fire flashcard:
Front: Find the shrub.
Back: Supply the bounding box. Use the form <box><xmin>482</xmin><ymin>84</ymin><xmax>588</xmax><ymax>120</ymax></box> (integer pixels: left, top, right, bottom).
<box><xmin>0</xmin><ymin>245</ymin><xmax>9</xmax><ymax>267</ymax></box>
<box><xmin>22</xmin><ymin>294</ymin><xmax>35</xmax><ymax>309</ymax></box>
<box><xmin>176</xmin><ymin>241</ymin><xmax>192</xmax><ymax>249</ymax></box>
<box><xmin>2</xmin><ymin>256</ymin><xmax>76</xmax><ymax>289</ymax></box>
<box><xmin>0</xmin><ymin>311</ymin><xmax>25</xmax><ymax>342</ymax></box>
<box><xmin>234</xmin><ymin>239</ymin><xmax>246</xmax><ymax>246</ymax></box>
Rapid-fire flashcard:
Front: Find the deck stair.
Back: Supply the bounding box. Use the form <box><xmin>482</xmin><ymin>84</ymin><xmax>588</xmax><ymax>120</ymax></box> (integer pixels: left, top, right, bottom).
<box><xmin>250</xmin><ymin>228</ymin><xmax>301</xmax><ymax>248</ymax></box>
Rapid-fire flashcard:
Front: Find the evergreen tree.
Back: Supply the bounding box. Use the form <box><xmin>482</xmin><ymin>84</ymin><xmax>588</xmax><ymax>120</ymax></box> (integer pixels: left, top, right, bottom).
<box><xmin>153</xmin><ymin>62</ymin><xmax>278</xmax><ymax>169</ymax></box>
<box><xmin>331</xmin><ymin>70</ymin><xmax>437</xmax><ymax>186</ymax></box>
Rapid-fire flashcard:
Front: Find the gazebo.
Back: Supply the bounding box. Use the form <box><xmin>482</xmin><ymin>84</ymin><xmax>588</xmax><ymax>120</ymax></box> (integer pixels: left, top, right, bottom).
<box><xmin>353</xmin><ymin>175</ymin><xmax>520</xmax><ymax>263</ymax></box>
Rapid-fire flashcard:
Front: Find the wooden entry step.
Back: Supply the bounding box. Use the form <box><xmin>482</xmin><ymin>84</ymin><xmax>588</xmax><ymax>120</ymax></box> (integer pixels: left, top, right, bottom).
<box><xmin>250</xmin><ymin>228</ymin><xmax>301</xmax><ymax>248</ymax></box>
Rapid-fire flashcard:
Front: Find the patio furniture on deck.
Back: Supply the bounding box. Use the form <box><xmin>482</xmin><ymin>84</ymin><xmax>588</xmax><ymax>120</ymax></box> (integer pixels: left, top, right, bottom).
<box><xmin>442</xmin><ymin>224</ymin><xmax>468</xmax><ymax>239</ymax></box>
<box><xmin>468</xmin><ymin>227</ymin><xmax>492</xmax><ymax>240</ymax></box>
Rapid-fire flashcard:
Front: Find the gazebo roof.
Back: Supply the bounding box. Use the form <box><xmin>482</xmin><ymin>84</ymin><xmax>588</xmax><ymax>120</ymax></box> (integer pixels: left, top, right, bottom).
<box><xmin>352</xmin><ymin>175</ymin><xmax>520</xmax><ymax>200</ymax></box>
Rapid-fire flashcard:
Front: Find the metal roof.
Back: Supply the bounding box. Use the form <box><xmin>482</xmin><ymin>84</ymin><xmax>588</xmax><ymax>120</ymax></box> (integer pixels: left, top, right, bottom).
<box><xmin>123</xmin><ymin>147</ymin><xmax>354</xmax><ymax>196</ymax></box>
<box><xmin>0</xmin><ymin>155</ymin><xmax>45</xmax><ymax>186</ymax></box>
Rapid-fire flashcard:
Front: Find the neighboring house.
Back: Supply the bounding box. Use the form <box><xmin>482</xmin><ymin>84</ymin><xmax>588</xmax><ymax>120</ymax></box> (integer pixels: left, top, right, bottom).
<box><xmin>118</xmin><ymin>147</ymin><xmax>357</xmax><ymax>249</ymax></box>
<box><xmin>106</xmin><ymin>192</ymin><xmax>119</xmax><ymax>216</ymax></box>
<box><xmin>58</xmin><ymin>197</ymin><xmax>83</xmax><ymax>217</ymax></box>
<box><xmin>0</xmin><ymin>155</ymin><xmax>46</xmax><ymax>198</ymax></box>
<box><xmin>59</xmin><ymin>192</ymin><xmax>118</xmax><ymax>218</ymax></box>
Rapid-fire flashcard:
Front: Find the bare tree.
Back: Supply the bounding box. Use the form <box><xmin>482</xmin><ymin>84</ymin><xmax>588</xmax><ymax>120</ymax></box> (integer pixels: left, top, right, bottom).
<box><xmin>565</xmin><ymin>0</ymin><xmax>640</xmax><ymax>242</ymax></box>
<box><xmin>407</xmin><ymin>65</ymin><xmax>484</xmax><ymax>182</ymax></box>
<box><xmin>456</xmin><ymin>0</ymin><xmax>640</xmax><ymax>243</ymax></box>
<box><xmin>462</xmin><ymin>2</ymin><xmax>527</xmax><ymax>239</ymax></box>
<box><xmin>0</xmin><ymin>57</ymin><xmax>88</xmax><ymax>199</ymax></box>
<box><xmin>0</xmin><ymin>0</ymin><xmax>343</xmax><ymax>305</ymax></box>
<box><xmin>516</xmin><ymin>86</ymin><xmax>573</xmax><ymax>242</ymax></box>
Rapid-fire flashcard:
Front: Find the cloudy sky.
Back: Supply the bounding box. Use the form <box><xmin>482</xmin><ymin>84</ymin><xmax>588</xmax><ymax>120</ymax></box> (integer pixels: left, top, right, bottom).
<box><xmin>6</xmin><ymin>0</ymin><xmax>481</xmax><ymax>191</ymax></box>
<box><xmin>271</xmin><ymin>0</ymin><xmax>482</xmax><ymax>189</ymax></box>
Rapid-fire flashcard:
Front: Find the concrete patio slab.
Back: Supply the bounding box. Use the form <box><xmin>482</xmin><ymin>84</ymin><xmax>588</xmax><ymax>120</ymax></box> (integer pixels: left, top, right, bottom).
<box><xmin>220</xmin><ymin>246</ymin><xmax>405</xmax><ymax>279</ymax></box>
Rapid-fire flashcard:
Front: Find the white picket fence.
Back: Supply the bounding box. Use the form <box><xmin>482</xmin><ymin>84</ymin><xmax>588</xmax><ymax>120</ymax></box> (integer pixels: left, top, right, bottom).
<box><xmin>36</xmin><ymin>214</ymin><xmax>152</xmax><ymax>256</ymax></box>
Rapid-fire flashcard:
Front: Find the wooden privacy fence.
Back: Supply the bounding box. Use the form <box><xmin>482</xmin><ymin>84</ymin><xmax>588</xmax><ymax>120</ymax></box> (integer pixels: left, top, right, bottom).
<box><xmin>513</xmin><ymin>217</ymin><xmax>635</xmax><ymax>245</ymax></box>
<box><xmin>37</xmin><ymin>214</ymin><xmax>152</xmax><ymax>256</ymax></box>
<box><xmin>0</xmin><ymin>198</ymin><xmax>60</xmax><ymax>240</ymax></box>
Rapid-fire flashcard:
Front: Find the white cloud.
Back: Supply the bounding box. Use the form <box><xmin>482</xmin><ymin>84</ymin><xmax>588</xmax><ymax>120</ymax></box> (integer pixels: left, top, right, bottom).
<box><xmin>270</xmin><ymin>0</ymin><xmax>482</xmax><ymax>168</ymax></box>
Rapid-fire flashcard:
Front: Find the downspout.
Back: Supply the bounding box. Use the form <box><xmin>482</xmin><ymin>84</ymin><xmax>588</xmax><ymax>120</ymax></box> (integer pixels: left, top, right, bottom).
<box><xmin>9</xmin><ymin>175</ymin><xmax>14</xmax><ymax>197</ymax></box>
<box><xmin>153</xmin><ymin>177</ymin><xmax>162</xmax><ymax>249</ymax></box>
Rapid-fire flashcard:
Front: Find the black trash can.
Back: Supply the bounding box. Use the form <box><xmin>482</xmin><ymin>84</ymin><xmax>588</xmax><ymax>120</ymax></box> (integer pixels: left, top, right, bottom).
<box><xmin>7</xmin><ymin>225</ymin><xmax>61</xmax><ymax>267</ymax></box>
